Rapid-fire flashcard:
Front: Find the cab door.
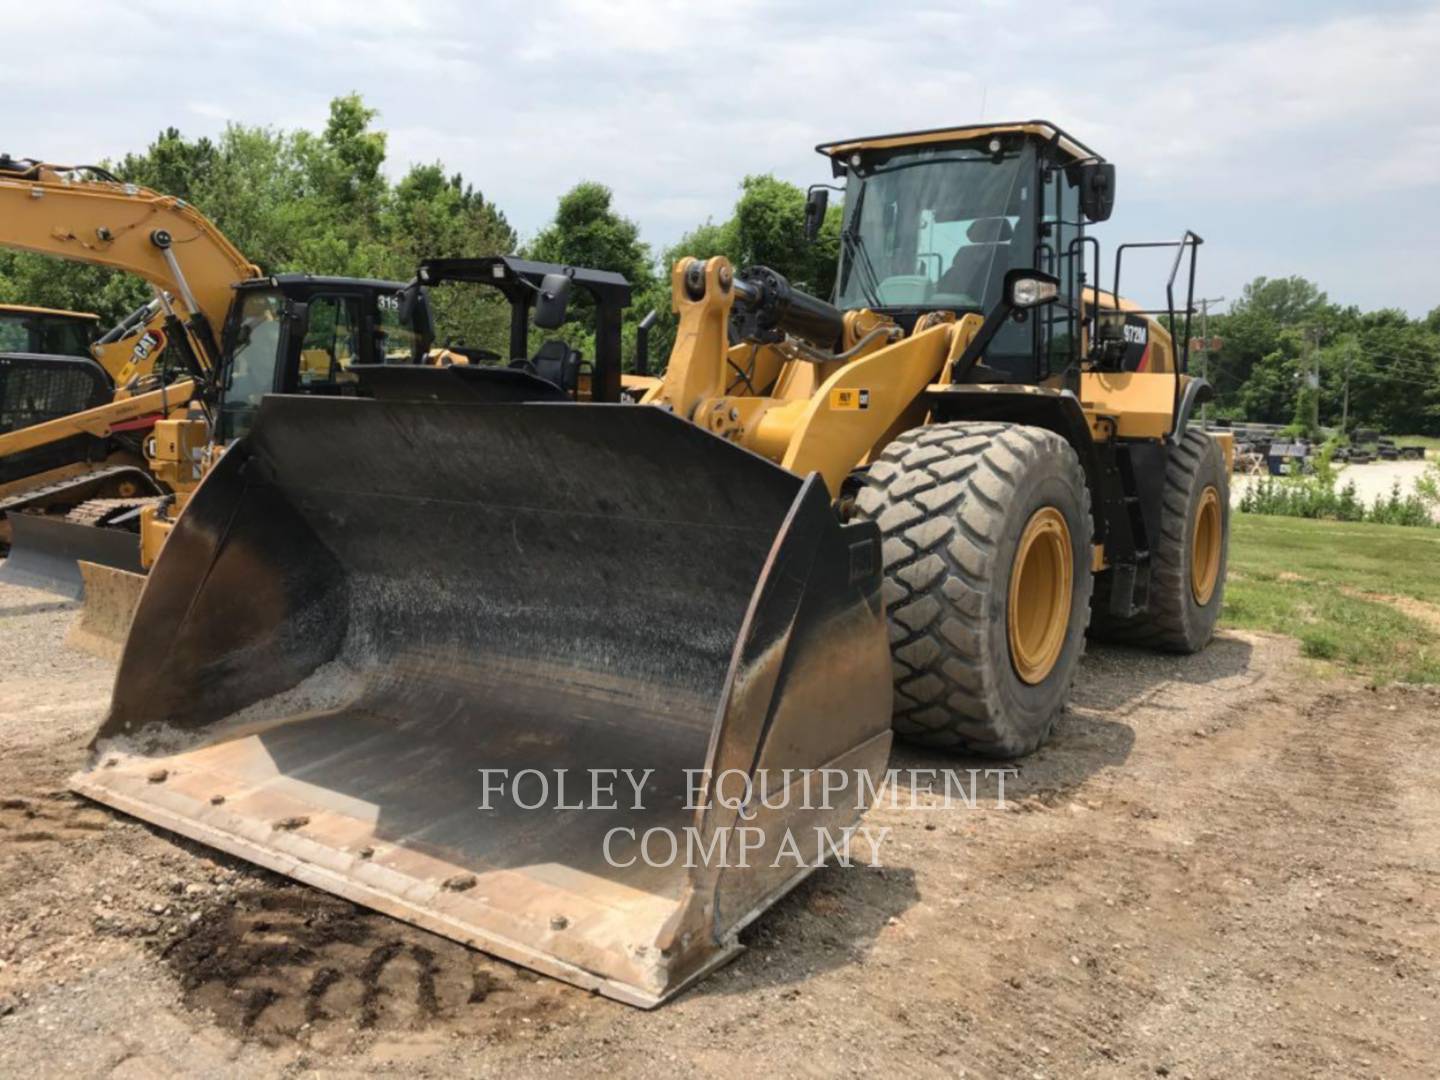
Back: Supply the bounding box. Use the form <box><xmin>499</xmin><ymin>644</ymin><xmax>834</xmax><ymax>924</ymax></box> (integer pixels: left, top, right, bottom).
<box><xmin>1038</xmin><ymin>162</ymin><xmax>1083</xmax><ymax>381</ymax></box>
<box><xmin>284</xmin><ymin>292</ymin><xmax>365</xmax><ymax>395</ymax></box>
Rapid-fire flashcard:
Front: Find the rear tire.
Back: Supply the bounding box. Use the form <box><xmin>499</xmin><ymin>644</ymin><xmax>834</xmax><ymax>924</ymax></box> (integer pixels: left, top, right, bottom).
<box><xmin>1091</xmin><ymin>429</ymin><xmax>1229</xmax><ymax>653</ymax></box>
<box><xmin>854</xmin><ymin>422</ymin><xmax>1093</xmax><ymax>758</ymax></box>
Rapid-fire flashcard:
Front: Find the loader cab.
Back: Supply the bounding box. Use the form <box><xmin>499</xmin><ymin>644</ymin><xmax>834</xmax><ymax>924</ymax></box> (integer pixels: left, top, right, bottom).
<box><xmin>0</xmin><ymin>304</ymin><xmax>100</xmax><ymax>358</ymax></box>
<box><xmin>821</xmin><ymin>121</ymin><xmax>1111</xmax><ymax>385</ymax></box>
<box><xmin>216</xmin><ymin>276</ymin><xmax>425</xmax><ymax>440</ymax></box>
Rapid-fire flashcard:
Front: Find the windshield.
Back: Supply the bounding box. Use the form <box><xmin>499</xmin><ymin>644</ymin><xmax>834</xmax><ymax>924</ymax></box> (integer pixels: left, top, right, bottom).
<box><xmin>836</xmin><ymin>142</ymin><xmax>1036</xmax><ymax>312</ymax></box>
<box><xmin>0</xmin><ymin>311</ymin><xmax>95</xmax><ymax>356</ymax></box>
<box><xmin>219</xmin><ymin>289</ymin><xmax>285</xmax><ymax>440</ymax></box>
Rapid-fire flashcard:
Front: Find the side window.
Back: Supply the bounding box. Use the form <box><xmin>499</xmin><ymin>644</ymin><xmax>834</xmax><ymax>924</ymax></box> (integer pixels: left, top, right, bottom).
<box><xmin>375</xmin><ymin>292</ymin><xmax>419</xmax><ymax>363</ymax></box>
<box><xmin>0</xmin><ymin>318</ymin><xmax>25</xmax><ymax>352</ymax></box>
<box><xmin>298</xmin><ymin>295</ymin><xmax>362</xmax><ymax>386</ymax></box>
<box><xmin>39</xmin><ymin>317</ymin><xmax>95</xmax><ymax>356</ymax></box>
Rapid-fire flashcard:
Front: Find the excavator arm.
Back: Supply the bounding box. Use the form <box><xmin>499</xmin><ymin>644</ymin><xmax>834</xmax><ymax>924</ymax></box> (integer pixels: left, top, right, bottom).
<box><xmin>0</xmin><ymin>157</ymin><xmax>260</xmax><ymax>378</ymax></box>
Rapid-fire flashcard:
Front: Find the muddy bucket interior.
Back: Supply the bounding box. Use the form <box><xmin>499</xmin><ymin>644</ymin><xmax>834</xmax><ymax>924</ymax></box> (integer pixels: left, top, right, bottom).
<box><xmin>71</xmin><ymin>396</ymin><xmax>891</xmax><ymax>1006</ymax></box>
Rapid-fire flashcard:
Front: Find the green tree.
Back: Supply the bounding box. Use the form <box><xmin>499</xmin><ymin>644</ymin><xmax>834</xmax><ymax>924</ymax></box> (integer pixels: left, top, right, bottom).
<box><xmin>525</xmin><ymin>182</ymin><xmax>657</xmax><ymax>369</ymax></box>
<box><xmin>116</xmin><ymin>127</ymin><xmax>218</xmax><ymax>203</ymax></box>
<box><xmin>527</xmin><ymin>182</ymin><xmax>654</xmax><ymax>289</ymax></box>
<box><xmin>1229</xmin><ymin>276</ymin><xmax>1330</xmax><ymax>325</ymax></box>
<box><xmin>666</xmin><ymin>175</ymin><xmax>843</xmax><ymax>296</ymax></box>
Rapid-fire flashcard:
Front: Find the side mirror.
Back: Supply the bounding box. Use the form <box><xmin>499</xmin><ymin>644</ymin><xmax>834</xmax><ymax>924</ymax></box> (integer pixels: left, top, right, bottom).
<box><xmin>396</xmin><ymin>282</ymin><xmax>421</xmax><ymax>324</ymax></box>
<box><xmin>1004</xmin><ymin>268</ymin><xmax>1060</xmax><ymax>309</ymax></box>
<box><xmin>1072</xmin><ymin>162</ymin><xmax>1116</xmax><ymax>222</ymax></box>
<box><xmin>803</xmin><ymin>186</ymin><xmax>829</xmax><ymax>242</ymax></box>
<box><xmin>533</xmin><ymin>271</ymin><xmax>572</xmax><ymax>330</ymax></box>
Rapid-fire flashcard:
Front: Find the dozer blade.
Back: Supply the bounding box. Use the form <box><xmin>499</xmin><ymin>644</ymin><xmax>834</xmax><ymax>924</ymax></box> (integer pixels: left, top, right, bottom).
<box><xmin>64</xmin><ymin>561</ymin><xmax>146</xmax><ymax>660</ymax></box>
<box><xmin>0</xmin><ymin>512</ymin><xmax>144</xmax><ymax>598</ymax></box>
<box><xmin>71</xmin><ymin>395</ymin><xmax>892</xmax><ymax>1007</ymax></box>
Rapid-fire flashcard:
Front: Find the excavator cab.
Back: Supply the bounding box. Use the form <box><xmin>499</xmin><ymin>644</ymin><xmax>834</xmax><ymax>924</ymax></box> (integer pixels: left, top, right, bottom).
<box><xmin>0</xmin><ymin>276</ymin><xmax>428</xmax><ymax>595</ymax></box>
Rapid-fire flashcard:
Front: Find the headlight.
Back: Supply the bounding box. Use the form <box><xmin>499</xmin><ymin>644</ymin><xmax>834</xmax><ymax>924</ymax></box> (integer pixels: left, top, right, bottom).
<box><xmin>1010</xmin><ymin>276</ymin><xmax>1059</xmax><ymax>308</ymax></box>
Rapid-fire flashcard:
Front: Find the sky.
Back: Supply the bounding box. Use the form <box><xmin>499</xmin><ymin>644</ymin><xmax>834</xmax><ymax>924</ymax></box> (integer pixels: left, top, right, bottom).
<box><xmin>7</xmin><ymin>0</ymin><xmax>1439</xmax><ymax>316</ymax></box>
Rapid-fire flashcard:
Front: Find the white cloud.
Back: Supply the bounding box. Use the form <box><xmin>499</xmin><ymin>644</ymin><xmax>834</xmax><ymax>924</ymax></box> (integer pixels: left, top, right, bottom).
<box><xmin>3</xmin><ymin>0</ymin><xmax>1438</xmax><ymax>313</ymax></box>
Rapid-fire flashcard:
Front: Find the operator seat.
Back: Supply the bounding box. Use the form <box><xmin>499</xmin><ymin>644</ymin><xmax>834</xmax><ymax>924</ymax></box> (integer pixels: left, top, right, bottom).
<box><xmin>511</xmin><ymin>338</ymin><xmax>581</xmax><ymax>395</ymax></box>
<box><xmin>937</xmin><ymin>217</ymin><xmax>1014</xmax><ymax>303</ymax></box>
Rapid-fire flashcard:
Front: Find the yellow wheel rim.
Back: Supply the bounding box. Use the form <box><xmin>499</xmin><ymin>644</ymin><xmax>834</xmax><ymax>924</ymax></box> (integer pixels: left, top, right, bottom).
<box><xmin>1008</xmin><ymin>507</ymin><xmax>1073</xmax><ymax>685</ymax></box>
<box><xmin>1190</xmin><ymin>485</ymin><xmax>1222</xmax><ymax>606</ymax></box>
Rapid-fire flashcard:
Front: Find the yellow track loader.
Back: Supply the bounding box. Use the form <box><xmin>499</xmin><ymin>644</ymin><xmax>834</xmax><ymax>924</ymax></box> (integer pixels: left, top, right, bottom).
<box><xmin>73</xmin><ymin>121</ymin><xmax>1230</xmax><ymax>1007</ymax></box>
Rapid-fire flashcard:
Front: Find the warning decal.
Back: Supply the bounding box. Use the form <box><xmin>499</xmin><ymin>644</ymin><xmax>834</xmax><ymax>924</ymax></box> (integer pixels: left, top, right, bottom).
<box><xmin>830</xmin><ymin>388</ymin><xmax>871</xmax><ymax>411</ymax></box>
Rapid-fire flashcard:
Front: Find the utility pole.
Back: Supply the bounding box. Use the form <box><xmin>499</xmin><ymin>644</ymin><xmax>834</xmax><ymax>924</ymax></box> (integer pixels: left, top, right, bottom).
<box><xmin>1191</xmin><ymin>296</ymin><xmax>1225</xmax><ymax>421</ymax></box>
<box><xmin>1305</xmin><ymin>326</ymin><xmax>1322</xmax><ymax>436</ymax></box>
<box><xmin>1339</xmin><ymin>338</ymin><xmax>1357</xmax><ymax>436</ymax></box>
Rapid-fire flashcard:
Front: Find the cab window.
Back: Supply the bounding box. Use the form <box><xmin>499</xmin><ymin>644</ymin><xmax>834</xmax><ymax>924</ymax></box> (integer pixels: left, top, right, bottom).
<box><xmin>297</xmin><ymin>294</ymin><xmax>362</xmax><ymax>388</ymax></box>
<box><xmin>375</xmin><ymin>292</ymin><xmax>420</xmax><ymax>362</ymax></box>
<box><xmin>219</xmin><ymin>289</ymin><xmax>286</xmax><ymax>440</ymax></box>
<box><xmin>0</xmin><ymin>312</ymin><xmax>94</xmax><ymax>356</ymax></box>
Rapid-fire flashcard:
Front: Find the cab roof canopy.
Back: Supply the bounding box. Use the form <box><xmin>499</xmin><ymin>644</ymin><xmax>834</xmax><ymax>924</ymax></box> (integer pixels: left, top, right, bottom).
<box><xmin>816</xmin><ymin>119</ymin><xmax>1100</xmax><ymax>165</ymax></box>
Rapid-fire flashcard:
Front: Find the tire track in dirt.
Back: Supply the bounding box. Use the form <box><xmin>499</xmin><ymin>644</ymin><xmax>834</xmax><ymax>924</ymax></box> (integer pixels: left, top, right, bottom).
<box><xmin>155</xmin><ymin>883</ymin><xmax>573</xmax><ymax>1045</ymax></box>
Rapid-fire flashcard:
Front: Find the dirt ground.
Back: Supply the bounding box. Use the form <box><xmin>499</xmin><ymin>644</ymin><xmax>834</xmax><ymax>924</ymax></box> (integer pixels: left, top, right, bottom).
<box><xmin>1</xmin><ymin>576</ymin><xmax>1437</xmax><ymax>1078</ymax></box>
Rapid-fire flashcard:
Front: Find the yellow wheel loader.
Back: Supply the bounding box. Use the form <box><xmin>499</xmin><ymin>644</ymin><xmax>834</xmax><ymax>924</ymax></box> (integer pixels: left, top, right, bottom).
<box><xmin>72</xmin><ymin>121</ymin><xmax>1231</xmax><ymax>1007</ymax></box>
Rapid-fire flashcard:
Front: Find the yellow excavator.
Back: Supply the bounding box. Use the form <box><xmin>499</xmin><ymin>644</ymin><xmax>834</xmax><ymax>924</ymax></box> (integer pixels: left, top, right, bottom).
<box><xmin>73</xmin><ymin>121</ymin><xmax>1230</xmax><ymax>1008</ymax></box>
<box><xmin>0</xmin><ymin>155</ymin><xmax>259</xmax><ymax>590</ymax></box>
<box><xmin>0</xmin><ymin>157</ymin><xmax>426</xmax><ymax>599</ymax></box>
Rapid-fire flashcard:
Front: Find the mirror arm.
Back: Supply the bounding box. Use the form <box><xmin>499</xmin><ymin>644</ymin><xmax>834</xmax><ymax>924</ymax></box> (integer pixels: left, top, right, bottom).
<box><xmin>634</xmin><ymin>308</ymin><xmax>658</xmax><ymax>376</ymax></box>
<box><xmin>949</xmin><ymin>298</ymin><xmax>1016</xmax><ymax>383</ymax></box>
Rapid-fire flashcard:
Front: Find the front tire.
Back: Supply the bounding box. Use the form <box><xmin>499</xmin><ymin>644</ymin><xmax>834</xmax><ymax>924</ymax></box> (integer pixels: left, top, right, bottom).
<box><xmin>854</xmin><ymin>422</ymin><xmax>1093</xmax><ymax>758</ymax></box>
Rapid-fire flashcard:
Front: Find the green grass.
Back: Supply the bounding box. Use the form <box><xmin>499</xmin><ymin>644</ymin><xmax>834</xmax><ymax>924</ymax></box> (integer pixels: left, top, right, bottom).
<box><xmin>1224</xmin><ymin>514</ymin><xmax>1440</xmax><ymax>684</ymax></box>
<box><xmin>1394</xmin><ymin>434</ymin><xmax>1439</xmax><ymax>454</ymax></box>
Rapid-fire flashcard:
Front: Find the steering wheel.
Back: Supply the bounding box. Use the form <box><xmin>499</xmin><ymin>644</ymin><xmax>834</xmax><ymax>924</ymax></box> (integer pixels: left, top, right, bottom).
<box><xmin>441</xmin><ymin>343</ymin><xmax>502</xmax><ymax>364</ymax></box>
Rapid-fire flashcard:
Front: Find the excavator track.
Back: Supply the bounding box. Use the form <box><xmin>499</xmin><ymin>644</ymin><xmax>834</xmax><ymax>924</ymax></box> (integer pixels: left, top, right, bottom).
<box><xmin>64</xmin><ymin>495</ymin><xmax>165</xmax><ymax>529</ymax></box>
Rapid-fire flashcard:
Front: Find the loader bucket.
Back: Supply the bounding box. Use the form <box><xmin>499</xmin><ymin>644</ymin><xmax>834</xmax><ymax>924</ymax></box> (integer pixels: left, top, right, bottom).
<box><xmin>71</xmin><ymin>395</ymin><xmax>892</xmax><ymax>1007</ymax></box>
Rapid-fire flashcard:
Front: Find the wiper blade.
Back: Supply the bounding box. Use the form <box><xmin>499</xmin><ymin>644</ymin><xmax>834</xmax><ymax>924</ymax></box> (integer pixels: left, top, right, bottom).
<box><xmin>842</xmin><ymin>230</ymin><xmax>884</xmax><ymax>310</ymax></box>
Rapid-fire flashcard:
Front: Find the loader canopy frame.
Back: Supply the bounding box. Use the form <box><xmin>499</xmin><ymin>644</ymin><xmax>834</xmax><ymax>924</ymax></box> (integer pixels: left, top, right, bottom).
<box><xmin>410</xmin><ymin>256</ymin><xmax>632</xmax><ymax>403</ymax></box>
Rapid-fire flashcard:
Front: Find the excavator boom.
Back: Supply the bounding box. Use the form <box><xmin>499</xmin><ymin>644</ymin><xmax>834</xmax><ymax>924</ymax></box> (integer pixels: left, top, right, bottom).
<box><xmin>0</xmin><ymin>158</ymin><xmax>259</xmax><ymax>368</ymax></box>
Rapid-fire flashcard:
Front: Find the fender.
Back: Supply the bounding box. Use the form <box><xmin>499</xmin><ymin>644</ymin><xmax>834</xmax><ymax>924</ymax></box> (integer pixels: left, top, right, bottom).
<box><xmin>1170</xmin><ymin>377</ymin><xmax>1215</xmax><ymax>441</ymax></box>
